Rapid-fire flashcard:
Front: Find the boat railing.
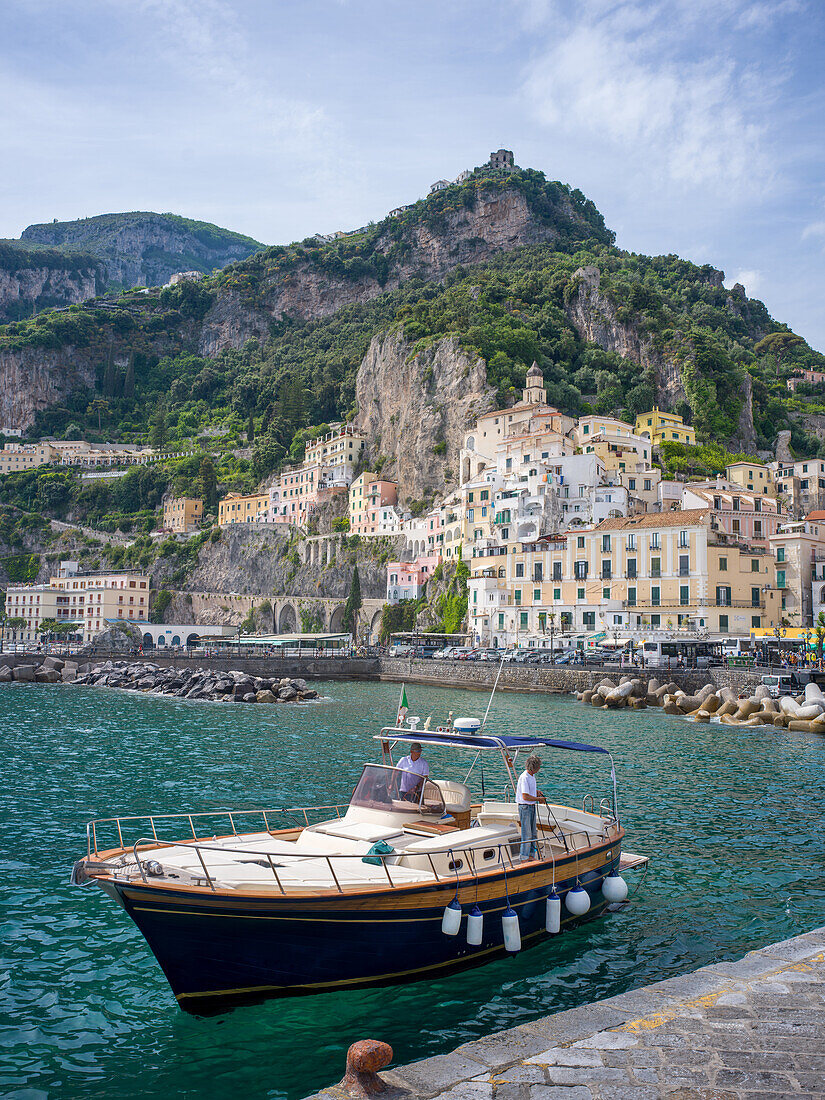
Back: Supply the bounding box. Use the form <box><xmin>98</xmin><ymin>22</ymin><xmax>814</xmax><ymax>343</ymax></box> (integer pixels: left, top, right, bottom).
<box><xmin>116</xmin><ymin>821</ymin><xmax>619</xmax><ymax>895</ymax></box>
<box><xmin>86</xmin><ymin>804</ymin><xmax>350</xmax><ymax>859</ymax></box>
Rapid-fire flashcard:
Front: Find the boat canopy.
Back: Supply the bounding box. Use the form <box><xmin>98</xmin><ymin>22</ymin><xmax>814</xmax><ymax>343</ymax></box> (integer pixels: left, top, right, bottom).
<box><xmin>378</xmin><ymin>728</ymin><xmax>609</xmax><ymax>754</ymax></box>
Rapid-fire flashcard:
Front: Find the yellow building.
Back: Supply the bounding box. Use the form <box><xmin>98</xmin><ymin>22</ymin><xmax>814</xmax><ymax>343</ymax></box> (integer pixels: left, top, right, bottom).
<box><xmin>163</xmin><ymin>496</ymin><xmax>203</xmax><ymax>533</ymax></box>
<box><xmin>634</xmin><ymin>407</ymin><xmax>696</xmax><ymax>447</ymax></box>
<box><xmin>218</xmin><ymin>492</ymin><xmax>270</xmax><ymax>526</ymax></box>
<box><xmin>725</xmin><ymin>461</ymin><xmax>774</xmax><ymax>496</ymax></box>
<box><xmin>4</xmin><ymin>564</ymin><xmax>150</xmax><ymax>644</ymax></box>
<box><xmin>468</xmin><ymin>510</ymin><xmax>780</xmax><ymax>646</ymax></box>
<box><xmin>0</xmin><ymin>442</ymin><xmax>60</xmax><ymax>474</ymax></box>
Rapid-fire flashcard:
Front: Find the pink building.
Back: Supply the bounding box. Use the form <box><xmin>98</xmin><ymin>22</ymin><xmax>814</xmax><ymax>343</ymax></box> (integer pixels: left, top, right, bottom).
<box><xmin>682</xmin><ymin>482</ymin><xmax>784</xmax><ymax>546</ymax></box>
<box><xmin>386</xmin><ymin>555</ymin><xmax>440</xmax><ymax>603</ymax></box>
<box><xmin>350</xmin><ymin>473</ymin><xmax>399</xmax><ymax>536</ymax></box>
<box><xmin>787</xmin><ymin>369</ymin><xmax>825</xmax><ymax>392</ymax></box>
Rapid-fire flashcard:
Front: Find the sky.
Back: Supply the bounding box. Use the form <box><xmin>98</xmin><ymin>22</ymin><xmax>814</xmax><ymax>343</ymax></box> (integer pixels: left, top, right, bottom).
<box><xmin>2</xmin><ymin>0</ymin><xmax>824</xmax><ymax>347</ymax></box>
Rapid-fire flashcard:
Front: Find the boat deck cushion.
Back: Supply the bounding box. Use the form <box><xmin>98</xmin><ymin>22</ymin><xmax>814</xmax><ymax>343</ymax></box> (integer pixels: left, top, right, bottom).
<box><xmin>313</xmin><ymin>822</ymin><xmax>404</xmax><ymax>843</ymax></box>
<box><xmin>402</xmin><ymin>824</ymin><xmax>515</xmax><ymax>854</ymax></box>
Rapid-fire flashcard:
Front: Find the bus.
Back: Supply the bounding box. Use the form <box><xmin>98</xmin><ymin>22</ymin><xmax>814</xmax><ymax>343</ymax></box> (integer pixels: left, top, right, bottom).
<box><xmin>388</xmin><ymin>632</ymin><xmax>472</xmax><ymax>658</ymax></box>
<box><xmin>640</xmin><ymin>639</ymin><xmax>719</xmax><ymax>669</ymax></box>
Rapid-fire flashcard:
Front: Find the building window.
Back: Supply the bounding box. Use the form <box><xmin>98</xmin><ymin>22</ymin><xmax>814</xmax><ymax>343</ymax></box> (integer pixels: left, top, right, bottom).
<box><xmin>601</xmin><ymin>561</ymin><xmax>612</xmax><ymax>579</ymax></box>
<box><xmin>515</xmin><ymin>562</ymin><xmax>524</xmax><ymax>578</ymax></box>
<box><xmin>719</xmin><ymin>557</ymin><xmax>727</xmax><ymax>571</ymax></box>
<box><xmin>574</xmin><ymin>561</ymin><xmax>587</xmax><ymax>579</ymax></box>
<box><xmin>627</xmin><ymin>558</ymin><xmax>637</xmax><ymax>579</ymax></box>
<box><xmin>629</xmin><ymin>478</ymin><xmax>636</xmax><ymax>490</ymax></box>
<box><xmin>553</xmin><ymin>562</ymin><xmax>562</xmax><ymax>580</ymax></box>
<box><xmin>554</xmin><ymin>588</ymin><xmax>561</xmax><ymax>601</ymax></box>
<box><xmin>651</xmin><ymin>586</ymin><xmax>660</xmax><ymax>607</ymax></box>
<box><xmin>533</xmin><ymin>588</ymin><xmax>541</xmax><ymax>601</ymax></box>
<box><xmin>651</xmin><ymin>557</ymin><xmax>661</xmax><ymax>578</ymax></box>
<box><xmin>644</xmin><ymin>479</ymin><xmax>652</xmax><ymax>492</ymax></box>
<box><xmin>752</xmin><ymin>615</ymin><xmax>761</xmax><ymax>628</ymax></box>
<box><xmin>651</xmin><ymin>614</ymin><xmax>660</xmax><ymax>627</ymax></box>
<box><xmin>602</xmin><ymin>534</ymin><xmax>611</xmax><ymax>552</ymax></box>
<box><xmin>577</xmin><ymin>536</ymin><xmax>585</xmax><ymax>549</ymax></box>
<box><xmin>534</xmin><ymin>563</ymin><xmax>543</xmax><ymax>582</ymax></box>
<box><xmin>515</xmin><ymin>590</ymin><xmax>521</xmax><ymax>604</ymax></box>
<box><xmin>577</xmin><ymin>587</ymin><xmax>585</xmax><ymax>600</ymax></box>
<box><xmin>583</xmin><ymin>612</ymin><xmax>595</xmax><ymax>629</ymax></box>
<box><xmin>498</xmin><ymin>613</ymin><xmax>504</xmax><ymax>629</ymax></box>
<box><xmin>626</xmin><ymin>535</ymin><xmax>636</xmax><ymax>551</ymax></box>
<box><xmin>680</xmin><ymin>585</ymin><xmax>689</xmax><ymax>606</ymax></box>
<box><xmin>716</xmin><ymin>586</ymin><xmax>732</xmax><ymax>606</ymax></box>
<box><xmin>719</xmin><ymin>614</ymin><xmax>729</xmax><ymax>632</ymax></box>
<box><xmin>679</xmin><ymin>531</ymin><xmax>688</xmax><ymax>548</ymax></box>
<box><xmin>650</xmin><ymin>533</ymin><xmax>660</xmax><ymax>549</ymax></box>
<box><xmin>752</xmin><ymin>587</ymin><xmax>761</xmax><ymax>607</ymax></box>
<box><xmin>776</xmin><ymin>570</ymin><xmax>786</xmax><ymax>589</ymax></box>
<box><xmin>627</xmin><ymin>587</ymin><xmax>636</xmax><ymax>606</ymax></box>
<box><xmin>777</xmin><ymin>547</ymin><xmax>785</xmax><ymax>563</ymax></box>
<box><xmin>751</xmin><ymin>559</ymin><xmax>760</xmax><ymax>572</ymax></box>
<box><xmin>603</xmin><ymin>586</ymin><xmax>610</xmax><ymax>599</ymax></box>
<box><xmin>520</xmin><ymin>612</ymin><xmax>528</xmax><ymax>628</ymax></box>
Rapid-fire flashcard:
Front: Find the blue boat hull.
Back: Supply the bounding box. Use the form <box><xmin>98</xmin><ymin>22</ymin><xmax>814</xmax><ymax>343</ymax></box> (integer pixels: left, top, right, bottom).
<box><xmin>112</xmin><ymin>853</ymin><xmax>619</xmax><ymax>1012</ymax></box>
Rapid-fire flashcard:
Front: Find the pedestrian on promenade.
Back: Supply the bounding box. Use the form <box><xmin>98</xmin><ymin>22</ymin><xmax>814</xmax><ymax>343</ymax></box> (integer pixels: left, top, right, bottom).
<box><xmin>516</xmin><ymin>754</ymin><xmax>546</xmax><ymax>862</ymax></box>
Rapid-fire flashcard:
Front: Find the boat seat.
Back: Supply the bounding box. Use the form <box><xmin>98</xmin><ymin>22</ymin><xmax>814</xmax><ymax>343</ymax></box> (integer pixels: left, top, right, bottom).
<box><xmin>433</xmin><ymin>780</ymin><xmax>471</xmax><ymax>814</ymax></box>
<box><xmin>402</xmin><ymin>824</ymin><xmax>515</xmax><ymax>855</ymax></box>
<box><xmin>311</xmin><ymin>822</ymin><xmax>404</xmax><ymax>844</ymax></box>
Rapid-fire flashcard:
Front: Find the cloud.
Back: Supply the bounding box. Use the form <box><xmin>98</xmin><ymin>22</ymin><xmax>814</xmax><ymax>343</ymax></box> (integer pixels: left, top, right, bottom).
<box><xmin>726</xmin><ymin>269</ymin><xmax>763</xmax><ymax>296</ymax></box>
<box><xmin>802</xmin><ymin>220</ymin><xmax>825</xmax><ymax>240</ymax></box>
<box><xmin>520</xmin><ymin>0</ymin><xmax>783</xmax><ymax>197</ymax></box>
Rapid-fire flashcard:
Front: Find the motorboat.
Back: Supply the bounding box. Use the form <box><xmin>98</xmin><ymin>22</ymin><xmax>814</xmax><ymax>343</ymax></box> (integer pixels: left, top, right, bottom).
<box><xmin>72</xmin><ymin>720</ymin><xmax>648</xmax><ymax>1012</ymax></box>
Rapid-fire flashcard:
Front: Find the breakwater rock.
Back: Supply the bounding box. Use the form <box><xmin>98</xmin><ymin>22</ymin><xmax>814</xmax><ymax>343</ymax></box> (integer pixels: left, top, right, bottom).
<box><xmin>577</xmin><ymin>675</ymin><xmax>825</xmax><ymax>733</ymax></box>
<box><xmin>75</xmin><ymin>660</ymin><xmax>320</xmax><ymax>703</ymax></box>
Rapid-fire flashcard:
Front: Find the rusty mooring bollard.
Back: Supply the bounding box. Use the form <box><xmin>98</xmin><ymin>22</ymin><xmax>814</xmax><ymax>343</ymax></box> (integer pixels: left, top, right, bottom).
<box><xmin>339</xmin><ymin>1039</ymin><xmax>393</xmax><ymax>1097</ymax></box>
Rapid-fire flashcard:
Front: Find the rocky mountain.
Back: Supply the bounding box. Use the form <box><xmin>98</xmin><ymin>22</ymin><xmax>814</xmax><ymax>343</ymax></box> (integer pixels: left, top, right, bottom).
<box><xmin>0</xmin><ymin>242</ymin><xmax>104</xmax><ymax>324</ymax></box>
<box><xmin>353</xmin><ymin>332</ymin><xmax>495</xmax><ymax>503</ymax></box>
<box><xmin>1</xmin><ymin>165</ymin><xmax>822</xmax><ymax>463</ymax></box>
<box><xmin>16</xmin><ymin>211</ymin><xmax>264</xmax><ymax>292</ymax></box>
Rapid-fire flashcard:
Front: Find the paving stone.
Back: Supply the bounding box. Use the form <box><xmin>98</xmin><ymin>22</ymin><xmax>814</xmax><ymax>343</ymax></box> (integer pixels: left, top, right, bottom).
<box><xmin>524</xmin><ymin>1006</ymin><xmax>631</xmax><ymax>1046</ymax></box>
<box><xmin>389</xmin><ymin>1051</ymin><xmax>487</xmax><ymax>1093</ymax></box>
<box><xmin>593</xmin><ymin>1086</ymin><xmax>659</xmax><ymax>1100</ymax></box>
<box><xmin>458</xmin><ymin>1026</ymin><xmax>554</xmax><ymax>1069</ymax></box>
<box><xmin>523</xmin><ymin>1050</ymin><xmax>603</xmax><ymax>1068</ymax></box>
<box><xmin>546</xmin><ymin>1067</ymin><xmax>631</xmax><ymax>1086</ymax></box>
<box><xmin>714</xmin><ymin>1068</ymin><xmax>796</xmax><ymax>1090</ymax></box>
<box><xmin>492</xmin><ymin>1066</ymin><xmax>546</xmax><ymax>1085</ymax></box>
<box><xmin>715</xmin><ymin>1050</ymin><xmax>797</xmax><ymax>1071</ymax></box>
<box><xmin>527</xmin><ymin>1087</ymin><xmax>591</xmax><ymax>1100</ymax></box>
<box><xmin>572</xmin><ymin>1031</ymin><xmax>638</xmax><ymax>1050</ymax></box>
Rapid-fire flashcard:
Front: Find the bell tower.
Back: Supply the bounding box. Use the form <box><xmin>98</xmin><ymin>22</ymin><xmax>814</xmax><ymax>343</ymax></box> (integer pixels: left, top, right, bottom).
<box><xmin>523</xmin><ymin>361</ymin><xmax>544</xmax><ymax>405</ymax></box>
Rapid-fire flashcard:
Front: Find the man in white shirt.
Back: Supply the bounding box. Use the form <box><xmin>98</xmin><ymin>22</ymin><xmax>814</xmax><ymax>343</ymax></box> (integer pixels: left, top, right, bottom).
<box><xmin>516</xmin><ymin>754</ymin><xmax>545</xmax><ymax>861</ymax></box>
<box><xmin>398</xmin><ymin>743</ymin><xmax>429</xmax><ymax>802</ymax></box>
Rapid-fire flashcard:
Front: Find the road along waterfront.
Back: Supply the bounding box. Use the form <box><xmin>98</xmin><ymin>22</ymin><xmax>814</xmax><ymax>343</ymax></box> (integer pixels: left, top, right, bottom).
<box><xmin>2</xmin><ymin>680</ymin><xmax>824</xmax><ymax>1098</ymax></box>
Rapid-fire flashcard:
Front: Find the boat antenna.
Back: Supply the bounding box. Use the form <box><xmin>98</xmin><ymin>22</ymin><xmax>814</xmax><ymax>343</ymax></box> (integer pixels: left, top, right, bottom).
<box><xmin>480</xmin><ymin>657</ymin><xmax>505</xmax><ymax>731</ymax></box>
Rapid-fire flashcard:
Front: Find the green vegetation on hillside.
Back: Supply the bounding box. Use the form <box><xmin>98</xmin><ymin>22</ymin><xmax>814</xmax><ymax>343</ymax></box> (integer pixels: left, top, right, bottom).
<box><xmin>3</xmin><ymin>169</ymin><xmax>825</xmax><ymax>468</ymax></box>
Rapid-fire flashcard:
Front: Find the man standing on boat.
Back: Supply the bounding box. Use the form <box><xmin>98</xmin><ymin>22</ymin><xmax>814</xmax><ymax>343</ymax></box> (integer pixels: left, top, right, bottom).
<box><xmin>516</xmin><ymin>755</ymin><xmax>546</xmax><ymax>861</ymax></box>
<box><xmin>398</xmin><ymin>743</ymin><xmax>429</xmax><ymax>801</ymax></box>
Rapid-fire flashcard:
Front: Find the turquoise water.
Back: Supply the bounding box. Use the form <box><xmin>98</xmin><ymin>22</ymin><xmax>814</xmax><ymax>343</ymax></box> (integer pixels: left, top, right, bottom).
<box><xmin>2</xmin><ymin>680</ymin><xmax>825</xmax><ymax>1100</ymax></box>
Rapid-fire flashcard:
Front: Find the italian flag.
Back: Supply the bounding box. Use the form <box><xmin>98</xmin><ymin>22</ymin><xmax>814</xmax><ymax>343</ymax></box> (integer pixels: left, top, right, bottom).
<box><xmin>397</xmin><ymin>685</ymin><xmax>409</xmax><ymax>723</ymax></box>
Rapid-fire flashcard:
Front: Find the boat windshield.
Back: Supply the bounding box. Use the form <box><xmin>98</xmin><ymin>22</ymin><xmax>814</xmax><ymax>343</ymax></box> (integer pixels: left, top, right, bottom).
<box><xmin>349</xmin><ymin>764</ymin><xmax>446</xmax><ymax>817</ymax></box>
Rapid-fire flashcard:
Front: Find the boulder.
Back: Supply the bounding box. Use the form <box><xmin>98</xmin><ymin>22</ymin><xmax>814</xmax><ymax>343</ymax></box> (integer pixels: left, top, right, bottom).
<box><xmin>300</xmin><ymin>688</ymin><xmax>318</xmax><ymax>699</ymax></box>
<box><xmin>12</xmin><ymin>665</ymin><xmax>35</xmax><ymax>681</ymax></box>
<box><xmin>699</xmin><ymin>695</ymin><xmax>721</xmax><ymax>714</ymax></box>
<box><xmin>278</xmin><ymin>685</ymin><xmax>298</xmax><ymax>701</ymax></box>
<box><xmin>753</xmin><ymin>685</ymin><xmax>772</xmax><ymax>701</ymax></box>
<box><xmin>697</xmin><ymin>684</ymin><xmax>716</xmax><ymax>701</ymax></box>
<box><xmin>804</xmin><ymin>682</ymin><xmax>825</xmax><ymax>705</ymax></box>
<box><xmin>773</xmin><ymin>713</ymin><xmax>787</xmax><ymax>727</ymax></box>
<box><xmin>292</xmin><ymin>678</ymin><xmax>308</xmax><ymax>691</ymax></box>
<box><xmin>0</xmin><ymin>666</ymin><xmax>12</xmax><ymax>682</ymax></box>
<box><xmin>605</xmin><ymin>682</ymin><xmax>635</xmax><ymax>706</ymax></box>
<box><xmin>716</xmin><ymin>701</ymin><xmax>738</xmax><ymax>717</ymax></box>
<box><xmin>788</xmin><ymin>719</ymin><xmax>814</xmax><ymax>733</ymax></box>
<box><xmin>590</xmin><ymin>693</ymin><xmax>605</xmax><ymax>707</ymax></box>
<box><xmin>242</xmin><ymin>692</ymin><xmax>257</xmax><ymax>702</ymax></box>
<box><xmin>256</xmin><ymin>690</ymin><xmax>277</xmax><ymax>703</ymax></box>
<box><xmin>647</xmin><ymin>678</ymin><xmax>661</xmax><ymax>693</ymax></box>
<box><xmin>663</xmin><ymin>702</ymin><xmax>683</xmax><ymax>715</ymax></box>
<box><xmin>581</xmin><ymin>690</ymin><xmax>593</xmax><ymax>704</ymax></box>
<box><xmin>35</xmin><ymin>669</ymin><xmax>61</xmax><ymax>683</ymax></box>
<box><xmin>41</xmin><ymin>655</ymin><xmax>65</xmax><ymax>671</ymax></box>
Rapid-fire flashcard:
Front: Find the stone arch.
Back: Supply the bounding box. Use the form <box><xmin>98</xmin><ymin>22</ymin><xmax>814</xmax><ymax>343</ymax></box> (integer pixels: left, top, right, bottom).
<box><xmin>370</xmin><ymin>609</ymin><xmax>383</xmax><ymax>639</ymax></box>
<box><xmin>820</xmin><ymin>585</ymin><xmax>825</xmax><ymax>604</ymax></box>
<box><xmin>186</xmin><ymin>632</ymin><xmax>201</xmax><ymax>647</ymax></box>
<box><xmin>142</xmin><ymin>632</ymin><xmax>154</xmax><ymax>649</ymax></box>
<box><xmin>277</xmin><ymin>602</ymin><xmax>298</xmax><ymax>633</ymax></box>
<box><xmin>171</xmin><ymin>634</ymin><xmax>181</xmax><ymax>647</ymax></box>
<box><xmin>462</xmin><ymin>456</ymin><xmax>471</xmax><ymax>484</ymax></box>
<box><xmin>328</xmin><ymin>604</ymin><xmax>347</xmax><ymax>633</ymax></box>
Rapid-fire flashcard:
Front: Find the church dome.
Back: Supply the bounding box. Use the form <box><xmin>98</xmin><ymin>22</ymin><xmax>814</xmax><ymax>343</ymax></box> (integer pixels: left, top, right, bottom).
<box><xmin>527</xmin><ymin>361</ymin><xmax>542</xmax><ymax>378</ymax></box>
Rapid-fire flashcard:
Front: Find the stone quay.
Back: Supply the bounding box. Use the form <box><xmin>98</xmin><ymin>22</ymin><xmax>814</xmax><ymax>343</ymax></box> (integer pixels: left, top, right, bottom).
<box><xmin>306</xmin><ymin>926</ymin><xmax>825</xmax><ymax>1100</ymax></box>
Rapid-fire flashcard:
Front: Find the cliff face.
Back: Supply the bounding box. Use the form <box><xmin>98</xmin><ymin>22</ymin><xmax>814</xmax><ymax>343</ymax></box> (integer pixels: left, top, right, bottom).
<box><xmin>199</xmin><ymin>186</ymin><xmax>572</xmax><ymax>355</ymax></box>
<box><xmin>0</xmin><ymin>345</ymin><xmax>98</xmax><ymax>430</ymax></box>
<box><xmin>0</xmin><ymin>240</ymin><xmax>105</xmax><ymax>323</ymax></box>
<box><xmin>564</xmin><ymin>264</ymin><xmax>757</xmax><ymax>450</ymax></box>
<box><xmin>21</xmin><ymin>212</ymin><xmax>263</xmax><ymax>290</ymax></box>
<box><xmin>354</xmin><ymin>332</ymin><xmax>496</xmax><ymax>502</ymax></box>
<box><xmin>564</xmin><ymin>265</ymin><xmax>687</xmax><ymax>408</ymax></box>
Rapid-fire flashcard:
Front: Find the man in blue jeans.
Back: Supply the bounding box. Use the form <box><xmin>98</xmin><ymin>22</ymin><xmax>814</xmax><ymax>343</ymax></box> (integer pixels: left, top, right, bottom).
<box><xmin>516</xmin><ymin>754</ymin><xmax>546</xmax><ymax>861</ymax></box>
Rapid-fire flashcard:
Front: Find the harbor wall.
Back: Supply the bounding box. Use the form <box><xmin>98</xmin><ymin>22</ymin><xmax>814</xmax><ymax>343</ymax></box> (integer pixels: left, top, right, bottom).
<box><xmin>0</xmin><ymin>650</ymin><xmax>765</xmax><ymax>694</ymax></box>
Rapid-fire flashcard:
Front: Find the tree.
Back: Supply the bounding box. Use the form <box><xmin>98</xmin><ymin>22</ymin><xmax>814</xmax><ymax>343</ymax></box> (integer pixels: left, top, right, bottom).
<box><xmin>199</xmin><ymin>455</ymin><xmax>218</xmax><ymax>509</ymax></box>
<box><xmin>815</xmin><ymin>611</ymin><xmax>825</xmax><ymax>660</ymax></box>
<box><xmin>342</xmin><ymin>565</ymin><xmax>362</xmax><ymax>639</ymax></box>
<box><xmin>86</xmin><ymin>397</ymin><xmax>109</xmax><ymax>431</ymax></box>
<box><xmin>150</xmin><ymin>404</ymin><xmax>169</xmax><ymax>451</ymax></box>
<box><xmin>754</xmin><ymin>332</ymin><xmax>805</xmax><ymax>365</ymax></box>
<box><xmin>123</xmin><ymin>352</ymin><xmax>135</xmax><ymax>400</ymax></box>
<box><xmin>247</xmin><ymin>412</ymin><xmax>255</xmax><ymax>443</ymax></box>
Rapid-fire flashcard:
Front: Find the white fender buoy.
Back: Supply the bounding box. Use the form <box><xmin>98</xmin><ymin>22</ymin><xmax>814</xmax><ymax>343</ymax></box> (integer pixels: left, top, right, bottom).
<box><xmin>502</xmin><ymin>905</ymin><xmax>521</xmax><ymax>952</ymax></box>
<box><xmin>466</xmin><ymin>905</ymin><xmax>483</xmax><ymax>945</ymax></box>
<box><xmin>565</xmin><ymin>885</ymin><xmax>591</xmax><ymax>915</ymax></box>
<box><xmin>602</xmin><ymin>872</ymin><xmax>628</xmax><ymax>903</ymax></box>
<box><xmin>441</xmin><ymin>898</ymin><xmax>461</xmax><ymax>936</ymax></box>
<box><xmin>545</xmin><ymin>892</ymin><xmax>561</xmax><ymax>934</ymax></box>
